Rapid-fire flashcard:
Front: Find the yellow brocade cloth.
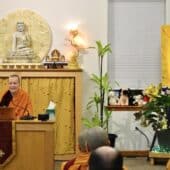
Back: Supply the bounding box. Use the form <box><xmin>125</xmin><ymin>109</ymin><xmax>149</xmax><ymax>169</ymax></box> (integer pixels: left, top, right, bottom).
<box><xmin>161</xmin><ymin>25</ymin><xmax>170</xmax><ymax>87</ymax></box>
<box><xmin>0</xmin><ymin>78</ymin><xmax>75</xmax><ymax>155</ymax></box>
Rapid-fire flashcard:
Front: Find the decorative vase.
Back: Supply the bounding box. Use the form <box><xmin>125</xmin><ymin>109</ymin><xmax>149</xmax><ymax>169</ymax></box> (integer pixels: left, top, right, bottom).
<box><xmin>157</xmin><ymin>129</ymin><xmax>170</xmax><ymax>148</ymax></box>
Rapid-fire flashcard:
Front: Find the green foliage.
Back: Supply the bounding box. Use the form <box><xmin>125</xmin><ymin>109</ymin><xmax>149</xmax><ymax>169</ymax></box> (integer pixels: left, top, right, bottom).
<box><xmin>82</xmin><ymin>40</ymin><xmax>114</xmax><ymax>132</ymax></box>
<box><xmin>96</xmin><ymin>41</ymin><xmax>112</xmax><ymax>58</ymax></box>
<box><xmin>82</xmin><ymin>113</ymin><xmax>101</xmax><ymax>128</ymax></box>
<box><xmin>134</xmin><ymin>90</ymin><xmax>170</xmax><ymax>131</ymax></box>
<box><xmin>91</xmin><ymin>73</ymin><xmax>111</xmax><ymax>95</ymax></box>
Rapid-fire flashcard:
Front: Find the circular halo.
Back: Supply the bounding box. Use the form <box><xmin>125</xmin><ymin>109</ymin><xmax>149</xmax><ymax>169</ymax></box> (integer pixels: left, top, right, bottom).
<box><xmin>0</xmin><ymin>9</ymin><xmax>52</xmax><ymax>62</ymax></box>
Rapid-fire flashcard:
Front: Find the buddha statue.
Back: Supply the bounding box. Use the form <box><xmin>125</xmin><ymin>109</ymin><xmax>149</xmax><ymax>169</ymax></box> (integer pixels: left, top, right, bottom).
<box><xmin>11</xmin><ymin>22</ymin><xmax>34</xmax><ymax>59</ymax></box>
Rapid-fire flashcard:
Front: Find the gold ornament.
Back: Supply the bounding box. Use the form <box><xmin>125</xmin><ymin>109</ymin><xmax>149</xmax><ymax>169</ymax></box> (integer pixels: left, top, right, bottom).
<box><xmin>68</xmin><ymin>51</ymin><xmax>80</xmax><ymax>69</ymax></box>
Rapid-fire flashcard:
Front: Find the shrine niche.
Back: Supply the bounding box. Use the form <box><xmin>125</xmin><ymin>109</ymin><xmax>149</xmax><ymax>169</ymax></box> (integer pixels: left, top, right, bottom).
<box><xmin>0</xmin><ymin>9</ymin><xmax>52</xmax><ymax>64</ymax></box>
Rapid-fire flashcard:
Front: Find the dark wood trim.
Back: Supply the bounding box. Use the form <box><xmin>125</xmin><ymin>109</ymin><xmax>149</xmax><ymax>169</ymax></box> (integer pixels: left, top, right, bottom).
<box><xmin>121</xmin><ymin>150</ymin><xmax>149</xmax><ymax>157</ymax></box>
<box><xmin>106</xmin><ymin>105</ymin><xmax>142</xmax><ymax>111</ymax></box>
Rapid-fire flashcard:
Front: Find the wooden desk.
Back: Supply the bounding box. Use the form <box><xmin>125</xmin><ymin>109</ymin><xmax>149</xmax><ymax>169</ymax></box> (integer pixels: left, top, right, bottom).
<box><xmin>1</xmin><ymin>120</ymin><xmax>54</xmax><ymax>170</ymax></box>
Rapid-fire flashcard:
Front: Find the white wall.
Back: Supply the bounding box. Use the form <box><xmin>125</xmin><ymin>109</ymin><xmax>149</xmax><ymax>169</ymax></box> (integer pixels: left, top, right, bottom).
<box><xmin>0</xmin><ymin>0</ymin><xmax>108</xmax><ymax>118</ymax></box>
<box><xmin>166</xmin><ymin>0</ymin><xmax>170</xmax><ymax>23</ymax></box>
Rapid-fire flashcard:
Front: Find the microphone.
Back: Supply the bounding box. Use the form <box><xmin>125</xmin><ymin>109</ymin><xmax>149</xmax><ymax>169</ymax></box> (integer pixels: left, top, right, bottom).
<box><xmin>135</xmin><ymin>126</ymin><xmax>150</xmax><ymax>148</ymax></box>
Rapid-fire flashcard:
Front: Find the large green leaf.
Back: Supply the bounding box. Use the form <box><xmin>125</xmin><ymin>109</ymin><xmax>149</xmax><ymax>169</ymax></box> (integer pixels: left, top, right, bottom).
<box><xmin>96</xmin><ymin>40</ymin><xmax>112</xmax><ymax>58</ymax></box>
<box><xmin>91</xmin><ymin>74</ymin><xmax>100</xmax><ymax>85</ymax></box>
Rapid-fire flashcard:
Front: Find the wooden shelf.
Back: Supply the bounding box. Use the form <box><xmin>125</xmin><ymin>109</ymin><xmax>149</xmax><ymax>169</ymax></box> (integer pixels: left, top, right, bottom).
<box><xmin>149</xmin><ymin>151</ymin><xmax>170</xmax><ymax>165</ymax></box>
<box><xmin>149</xmin><ymin>152</ymin><xmax>170</xmax><ymax>158</ymax></box>
<box><xmin>0</xmin><ymin>68</ymin><xmax>83</xmax><ymax>72</ymax></box>
<box><xmin>106</xmin><ymin>105</ymin><xmax>142</xmax><ymax>111</ymax></box>
<box><xmin>121</xmin><ymin>150</ymin><xmax>149</xmax><ymax>157</ymax></box>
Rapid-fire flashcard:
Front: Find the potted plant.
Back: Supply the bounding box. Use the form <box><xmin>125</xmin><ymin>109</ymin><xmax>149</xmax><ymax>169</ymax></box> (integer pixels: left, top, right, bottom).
<box><xmin>134</xmin><ymin>83</ymin><xmax>170</xmax><ymax>152</ymax></box>
<box><xmin>83</xmin><ymin>41</ymin><xmax>118</xmax><ymax>146</ymax></box>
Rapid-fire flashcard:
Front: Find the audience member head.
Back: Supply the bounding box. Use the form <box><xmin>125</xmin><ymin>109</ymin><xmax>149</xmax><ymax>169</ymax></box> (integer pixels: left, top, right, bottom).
<box><xmin>89</xmin><ymin>146</ymin><xmax>123</xmax><ymax>170</ymax></box>
<box><xmin>86</xmin><ymin>126</ymin><xmax>109</xmax><ymax>151</ymax></box>
<box><xmin>78</xmin><ymin>129</ymin><xmax>88</xmax><ymax>152</ymax></box>
<box><xmin>8</xmin><ymin>74</ymin><xmax>20</xmax><ymax>95</ymax></box>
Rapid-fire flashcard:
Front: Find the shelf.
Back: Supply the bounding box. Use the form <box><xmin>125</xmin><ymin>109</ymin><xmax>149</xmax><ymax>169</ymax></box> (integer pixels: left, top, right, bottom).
<box><xmin>105</xmin><ymin>105</ymin><xmax>142</xmax><ymax>111</ymax></box>
<box><xmin>149</xmin><ymin>151</ymin><xmax>170</xmax><ymax>158</ymax></box>
<box><xmin>149</xmin><ymin>151</ymin><xmax>170</xmax><ymax>165</ymax></box>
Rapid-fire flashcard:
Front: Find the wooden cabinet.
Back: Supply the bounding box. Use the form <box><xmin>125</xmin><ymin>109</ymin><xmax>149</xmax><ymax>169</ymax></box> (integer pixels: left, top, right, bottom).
<box><xmin>1</xmin><ymin>120</ymin><xmax>54</xmax><ymax>170</ymax></box>
<box><xmin>0</xmin><ymin>68</ymin><xmax>82</xmax><ymax>160</ymax></box>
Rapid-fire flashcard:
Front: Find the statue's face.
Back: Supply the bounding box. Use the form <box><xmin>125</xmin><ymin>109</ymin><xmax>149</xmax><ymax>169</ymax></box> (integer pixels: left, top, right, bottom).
<box><xmin>8</xmin><ymin>76</ymin><xmax>20</xmax><ymax>94</ymax></box>
<box><xmin>16</xmin><ymin>23</ymin><xmax>25</xmax><ymax>32</ymax></box>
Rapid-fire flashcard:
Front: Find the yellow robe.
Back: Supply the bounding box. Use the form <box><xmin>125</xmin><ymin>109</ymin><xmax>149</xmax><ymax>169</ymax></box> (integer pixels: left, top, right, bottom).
<box><xmin>3</xmin><ymin>88</ymin><xmax>33</xmax><ymax>118</ymax></box>
<box><xmin>61</xmin><ymin>152</ymin><xmax>128</xmax><ymax>170</ymax></box>
<box><xmin>61</xmin><ymin>152</ymin><xmax>89</xmax><ymax>170</ymax></box>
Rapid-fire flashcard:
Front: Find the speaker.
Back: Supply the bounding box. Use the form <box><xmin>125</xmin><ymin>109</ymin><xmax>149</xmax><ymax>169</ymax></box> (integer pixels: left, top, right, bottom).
<box><xmin>38</xmin><ymin>113</ymin><xmax>49</xmax><ymax>121</ymax></box>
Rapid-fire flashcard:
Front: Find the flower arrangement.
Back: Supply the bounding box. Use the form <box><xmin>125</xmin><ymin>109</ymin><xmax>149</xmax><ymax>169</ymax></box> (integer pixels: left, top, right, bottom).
<box><xmin>134</xmin><ymin>83</ymin><xmax>170</xmax><ymax>131</ymax></box>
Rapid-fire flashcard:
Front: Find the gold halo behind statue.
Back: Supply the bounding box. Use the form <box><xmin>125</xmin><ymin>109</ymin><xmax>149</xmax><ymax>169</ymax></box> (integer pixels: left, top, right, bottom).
<box><xmin>0</xmin><ymin>9</ymin><xmax>52</xmax><ymax>63</ymax></box>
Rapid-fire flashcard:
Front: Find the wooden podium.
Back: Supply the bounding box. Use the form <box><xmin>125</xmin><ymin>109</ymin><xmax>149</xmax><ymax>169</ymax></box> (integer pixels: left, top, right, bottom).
<box><xmin>0</xmin><ymin>120</ymin><xmax>54</xmax><ymax>170</ymax></box>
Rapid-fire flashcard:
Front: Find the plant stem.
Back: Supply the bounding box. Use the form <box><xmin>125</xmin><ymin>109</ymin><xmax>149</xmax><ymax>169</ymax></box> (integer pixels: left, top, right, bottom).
<box><xmin>100</xmin><ymin>55</ymin><xmax>104</xmax><ymax>127</ymax></box>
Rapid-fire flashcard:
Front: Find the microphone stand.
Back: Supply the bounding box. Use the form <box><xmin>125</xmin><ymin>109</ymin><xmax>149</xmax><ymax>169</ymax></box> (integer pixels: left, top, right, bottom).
<box><xmin>135</xmin><ymin>126</ymin><xmax>150</xmax><ymax>148</ymax></box>
<box><xmin>135</xmin><ymin>126</ymin><xmax>150</xmax><ymax>160</ymax></box>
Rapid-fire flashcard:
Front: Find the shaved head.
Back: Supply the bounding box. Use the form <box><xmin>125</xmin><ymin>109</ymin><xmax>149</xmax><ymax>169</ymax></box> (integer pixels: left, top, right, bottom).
<box><xmin>89</xmin><ymin>146</ymin><xmax>123</xmax><ymax>170</ymax></box>
<box><xmin>8</xmin><ymin>74</ymin><xmax>20</xmax><ymax>95</ymax></box>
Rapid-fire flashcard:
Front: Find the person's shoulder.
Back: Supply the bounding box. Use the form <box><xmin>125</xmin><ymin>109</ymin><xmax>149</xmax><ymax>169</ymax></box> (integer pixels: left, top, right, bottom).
<box><xmin>62</xmin><ymin>158</ymin><xmax>76</xmax><ymax>170</ymax></box>
<box><xmin>18</xmin><ymin>88</ymin><xmax>29</xmax><ymax>96</ymax></box>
